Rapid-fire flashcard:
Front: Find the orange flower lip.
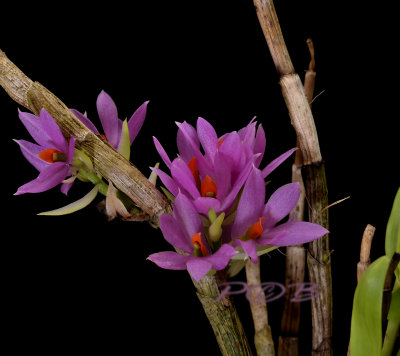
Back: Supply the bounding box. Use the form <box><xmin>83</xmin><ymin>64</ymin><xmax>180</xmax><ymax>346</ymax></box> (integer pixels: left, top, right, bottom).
<box><xmin>191</xmin><ymin>232</ymin><xmax>208</xmax><ymax>256</ymax></box>
<box><xmin>246</xmin><ymin>217</ymin><xmax>264</xmax><ymax>240</ymax></box>
<box><xmin>37</xmin><ymin>148</ymin><xmax>65</xmax><ymax>163</ymax></box>
<box><xmin>201</xmin><ymin>176</ymin><xmax>217</xmax><ymax>198</ymax></box>
<box><xmin>188</xmin><ymin>157</ymin><xmax>201</xmax><ymax>190</ymax></box>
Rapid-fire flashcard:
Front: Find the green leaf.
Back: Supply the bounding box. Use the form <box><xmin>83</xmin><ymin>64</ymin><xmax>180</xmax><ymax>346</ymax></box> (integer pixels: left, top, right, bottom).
<box><xmin>117</xmin><ymin>119</ymin><xmax>131</xmax><ymax>160</ymax></box>
<box><xmin>350</xmin><ymin>255</ymin><xmax>391</xmax><ymax>356</ymax></box>
<box><xmin>38</xmin><ymin>185</ymin><xmax>99</xmax><ymax>216</ymax></box>
<box><xmin>386</xmin><ymin>187</ymin><xmax>400</xmax><ymax>258</ymax></box>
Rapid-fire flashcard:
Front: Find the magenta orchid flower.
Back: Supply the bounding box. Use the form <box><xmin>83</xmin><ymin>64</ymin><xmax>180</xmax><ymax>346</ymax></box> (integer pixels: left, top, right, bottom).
<box><xmin>231</xmin><ymin>167</ymin><xmax>329</xmax><ymax>264</ymax></box>
<box><xmin>153</xmin><ymin>117</ymin><xmax>297</xmax><ymax>215</ymax></box>
<box><xmin>147</xmin><ymin>192</ymin><xmax>237</xmax><ymax>281</ymax></box>
<box><xmin>70</xmin><ymin>90</ymin><xmax>148</xmax><ymax>152</ymax></box>
<box><xmin>14</xmin><ymin>109</ymin><xmax>76</xmax><ymax>195</ymax></box>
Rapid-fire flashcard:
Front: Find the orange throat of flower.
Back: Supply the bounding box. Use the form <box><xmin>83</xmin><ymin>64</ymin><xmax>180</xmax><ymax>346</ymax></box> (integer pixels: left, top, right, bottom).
<box><xmin>38</xmin><ymin>148</ymin><xmax>66</xmax><ymax>163</ymax></box>
<box><xmin>188</xmin><ymin>157</ymin><xmax>218</xmax><ymax>198</ymax></box>
<box><xmin>246</xmin><ymin>217</ymin><xmax>264</xmax><ymax>240</ymax></box>
<box><xmin>201</xmin><ymin>176</ymin><xmax>217</xmax><ymax>198</ymax></box>
<box><xmin>191</xmin><ymin>232</ymin><xmax>208</xmax><ymax>257</ymax></box>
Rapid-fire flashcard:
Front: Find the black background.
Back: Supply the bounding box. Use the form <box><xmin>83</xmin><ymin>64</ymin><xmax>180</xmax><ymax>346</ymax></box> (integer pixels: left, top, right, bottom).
<box><xmin>1</xmin><ymin>1</ymin><xmax>399</xmax><ymax>355</ymax></box>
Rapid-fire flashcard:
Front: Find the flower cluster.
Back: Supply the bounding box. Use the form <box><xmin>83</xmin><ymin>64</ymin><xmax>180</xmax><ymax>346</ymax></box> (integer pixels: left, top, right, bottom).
<box><xmin>15</xmin><ymin>91</ymin><xmax>148</xmax><ymax>217</ymax></box>
<box><xmin>14</xmin><ymin>95</ymin><xmax>327</xmax><ymax>282</ymax></box>
<box><xmin>149</xmin><ymin>118</ymin><xmax>328</xmax><ymax>281</ymax></box>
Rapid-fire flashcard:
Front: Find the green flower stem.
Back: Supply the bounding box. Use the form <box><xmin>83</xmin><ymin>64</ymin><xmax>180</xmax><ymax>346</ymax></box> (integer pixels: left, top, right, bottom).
<box><xmin>77</xmin><ymin>169</ymin><xmax>108</xmax><ymax>196</ymax></box>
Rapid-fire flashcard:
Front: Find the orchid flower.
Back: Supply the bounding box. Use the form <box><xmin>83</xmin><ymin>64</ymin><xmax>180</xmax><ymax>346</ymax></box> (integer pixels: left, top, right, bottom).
<box><xmin>153</xmin><ymin>117</ymin><xmax>297</xmax><ymax>216</ymax></box>
<box><xmin>231</xmin><ymin>167</ymin><xmax>329</xmax><ymax>264</ymax></box>
<box><xmin>148</xmin><ymin>192</ymin><xmax>237</xmax><ymax>281</ymax></box>
<box><xmin>34</xmin><ymin>91</ymin><xmax>150</xmax><ymax>216</ymax></box>
<box><xmin>14</xmin><ymin>109</ymin><xmax>76</xmax><ymax>195</ymax></box>
<box><xmin>70</xmin><ymin>90</ymin><xmax>148</xmax><ymax>159</ymax></box>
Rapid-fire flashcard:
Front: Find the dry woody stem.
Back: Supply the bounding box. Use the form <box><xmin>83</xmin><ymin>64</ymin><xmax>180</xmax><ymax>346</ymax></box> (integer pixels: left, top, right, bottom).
<box><xmin>246</xmin><ymin>260</ymin><xmax>275</xmax><ymax>355</ymax></box>
<box><xmin>0</xmin><ymin>48</ymin><xmax>252</xmax><ymax>356</ymax></box>
<box><xmin>278</xmin><ymin>38</ymin><xmax>315</xmax><ymax>356</ymax></box>
<box><xmin>357</xmin><ymin>224</ymin><xmax>376</xmax><ymax>281</ymax></box>
<box><xmin>253</xmin><ymin>1</ymin><xmax>332</xmax><ymax>355</ymax></box>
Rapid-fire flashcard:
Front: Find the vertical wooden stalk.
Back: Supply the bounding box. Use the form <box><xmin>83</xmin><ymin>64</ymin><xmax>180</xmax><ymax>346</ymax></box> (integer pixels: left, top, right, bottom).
<box><xmin>253</xmin><ymin>1</ymin><xmax>332</xmax><ymax>355</ymax></box>
<box><xmin>246</xmin><ymin>260</ymin><xmax>275</xmax><ymax>355</ymax></box>
<box><xmin>278</xmin><ymin>38</ymin><xmax>316</xmax><ymax>356</ymax></box>
<box><xmin>192</xmin><ymin>274</ymin><xmax>253</xmax><ymax>356</ymax></box>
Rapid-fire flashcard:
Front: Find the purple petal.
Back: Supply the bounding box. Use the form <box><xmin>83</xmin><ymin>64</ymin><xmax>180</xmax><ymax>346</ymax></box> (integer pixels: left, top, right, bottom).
<box><xmin>39</xmin><ymin>110</ymin><xmax>68</xmax><ymax>152</ymax></box>
<box><xmin>173</xmin><ymin>192</ymin><xmax>203</xmax><ymax>239</ymax></box>
<box><xmin>236</xmin><ymin>239</ymin><xmax>258</xmax><ymax>264</ymax></box>
<box><xmin>18</xmin><ymin>110</ymin><xmax>53</xmax><ymax>148</ymax></box>
<box><xmin>263</xmin><ymin>183</ymin><xmax>300</xmax><ymax>228</ymax></box>
<box><xmin>262</xmin><ymin>147</ymin><xmax>298</xmax><ymax>178</ymax></box>
<box><xmin>128</xmin><ymin>100</ymin><xmax>148</xmax><ymax>144</ymax></box>
<box><xmin>148</xmin><ymin>251</ymin><xmax>191</xmax><ymax>270</ymax></box>
<box><xmin>253</xmin><ymin>124</ymin><xmax>266</xmax><ymax>167</ymax></box>
<box><xmin>240</xmin><ymin>122</ymin><xmax>256</xmax><ymax>147</ymax></box>
<box><xmin>153</xmin><ymin>137</ymin><xmax>172</xmax><ymax>169</ymax></box>
<box><xmin>193</xmin><ymin>197</ymin><xmax>221</xmax><ymax>215</ymax></box>
<box><xmin>232</xmin><ymin>167</ymin><xmax>265</xmax><ymax>238</ymax></box>
<box><xmin>14</xmin><ymin>139</ymin><xmax>50</xmax><ymax>172</ymax></box>
<box><xmin>186</xmin><ymin>258</ymin><xmax>213</xmax><ymax>281</ymax></box>
<box><xmin>259</xmin><ymin>221</ymin><xmax>329</xmax><ymax>246</ymax></box>
<box><xmin>66</xmin><ymin>137</ymin><xmax>76</xmax><ymax>164</ymax></box>
<box><xmin>196</xmin><ymin>117</ymin><xmax>218</xmax><ymax>162</ymax></box>
<box><xmin>218</xmin><ymin>132</ymin><xmax>242</xmax><ymax>169</ymax></box>
<box><xmin>176</xmin><ymin>122</ymin><xmax>213</xmax><ymax>177</ymax></box>
<box><xmin>177</xmin><ymin>121</ymin><xmax>200</xmax><ymax>162</ymax></box>
<box><xmin>214</xmin><ymin>151</ymin><xmax>232</xmax><ymax>201</ymax></box>
<box><xmin>152</xmin><ymin>167</ymin><xmax>179</xmax><ymax>196</ymax></box>
<box><xmin>15</xmin><ymin>163</ymin><xmax>70</xmax><ymax>195</ymax></box>
<box><xmin>203</xmin><ymin>244</ymin><xmax>237</xmax><ymax>271</ymax></box>
<box><xmin>96</xmin><ymin>90</ymin><xmax>120</xmax><ymax>148</ymax></box>
<box><xmin>220</xmin><ymin>160</ymin><xmax>253</xmax><ymax>212</ymax></box>
<box><xmin>171</xmin><ymin>158</ymin><xmax>201</xmax><ymax>199</ymax></box>
<box><xmin>160</xmin><ymin>214</ymin><xmax>193</xmax><ymax>253</ymax></box>
<box><xmin>70</xmin><ymin>109</ymin><xmax>99</xmax><ymax>134</ymax></box>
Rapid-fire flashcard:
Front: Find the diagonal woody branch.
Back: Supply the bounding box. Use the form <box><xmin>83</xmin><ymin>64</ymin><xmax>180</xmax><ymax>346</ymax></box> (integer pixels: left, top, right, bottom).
<box><xmin>0</xmin><ymin>48</ymin><xmax>252</xmax><ymax>355</ymax></box>
<box><xmin>0</xmin><ymin>49</ymin><xmax>171</xmax><ymax>226</ymax></box>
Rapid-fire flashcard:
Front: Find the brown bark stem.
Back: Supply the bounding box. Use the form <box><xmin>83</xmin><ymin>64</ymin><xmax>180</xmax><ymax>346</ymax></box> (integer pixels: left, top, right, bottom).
<box><xmin>357</xmin><ymin>224</ymin><xmax>376</xmax><ymax>281</ymax></box>
<box><xmin>192</xmin><ymin>275</ymin><xmax>253</xmax><ymax>356</ymax></box>
<box><xmin>246</xmin><ymin>260</ymin><xmax>275</xmax><ymax>355</ymax></box>
<box><xmin>253</xmin><ymin>2</ymin><xmax>332</xmax><ymax>355</ymax></box>
<box><xmin>278</xmin><ymin>38</ymin><xmax>315</xmax><ymax>356</ymax></box>
<box><xmin>0</xmin><ymin>48</ymin><xmax>252</xmax><ymax>356</ymax></box>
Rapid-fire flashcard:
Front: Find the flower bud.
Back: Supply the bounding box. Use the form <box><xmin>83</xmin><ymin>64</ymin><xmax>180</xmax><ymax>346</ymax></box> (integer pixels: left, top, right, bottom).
<box><xmin>209</xmin><ymin>212</ymin><xmax>225</xmax><ymax>243</ymax></box>
<box><xmin>208</xmin><ymin>208</ymin><xmax>218</xmax><ymax>224</ymax></box>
